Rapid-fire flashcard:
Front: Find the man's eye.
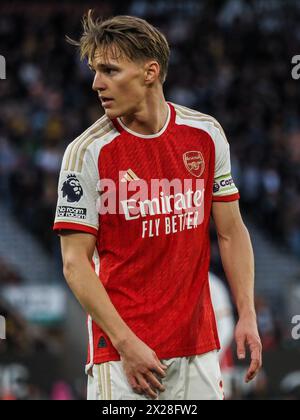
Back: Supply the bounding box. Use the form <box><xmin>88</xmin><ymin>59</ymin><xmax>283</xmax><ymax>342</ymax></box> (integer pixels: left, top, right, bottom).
<box><xmin>104</xmin><ymin>68</ymin><xmax>116</xmax><ymax>75</ymax></box>
<box><xmin>90</xmin><ymin>67</ymin><xmax>117</xmax><ymax>75</ymax></box>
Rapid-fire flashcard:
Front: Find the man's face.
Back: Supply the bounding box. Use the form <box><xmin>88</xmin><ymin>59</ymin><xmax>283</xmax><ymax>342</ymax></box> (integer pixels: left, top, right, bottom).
<box><xmin>89</xmin><ymin>47</ymin><xmax>148</xmax><ymax>119</ymax></box>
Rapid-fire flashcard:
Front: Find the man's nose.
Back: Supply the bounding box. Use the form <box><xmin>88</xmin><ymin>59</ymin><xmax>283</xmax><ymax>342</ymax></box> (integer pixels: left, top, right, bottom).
<box><xmin>92</xmin><ymin>73</ymin><xmax>107</xmax><ymax>92</ymax></box>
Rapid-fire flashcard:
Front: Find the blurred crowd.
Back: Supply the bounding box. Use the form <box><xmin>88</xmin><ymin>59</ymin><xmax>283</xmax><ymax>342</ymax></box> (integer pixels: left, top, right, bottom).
<box><xmin>0</xmin><ymin>261</ymin><xmax>85</xmax><ymax>400</ymax></box>
<box><xmin>0</xmin><ymin>258</ymin><xmax>22</xmax><ymax>286</ymax></box>
<box><xmin>0</xmin><ymin>0</ymin><xmax>300</xmax><ymax>257</ymax></box>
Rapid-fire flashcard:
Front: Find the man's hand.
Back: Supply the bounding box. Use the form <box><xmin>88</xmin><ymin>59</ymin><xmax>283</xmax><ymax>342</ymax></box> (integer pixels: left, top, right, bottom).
<box><xmin>235</xmin><ymin>315</ymin><xmax>262</xmax><ymax>383</ymax></box>
<box><xmin>116</xmin><ymin>334</ymin><xmax>167</xmax><ymax>399</ymax></box>
<box><xmin>60</xmin><ymin>231</ymin><xmax>166</xmax><ymax>398</ymax></box>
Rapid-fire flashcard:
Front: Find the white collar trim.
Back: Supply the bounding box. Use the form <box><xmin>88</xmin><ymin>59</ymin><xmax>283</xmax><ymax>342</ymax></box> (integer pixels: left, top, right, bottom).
<box><xmin>117</xmin><ymin>103</ymin><xmax>171</xmax><ymax>139</ymax></box>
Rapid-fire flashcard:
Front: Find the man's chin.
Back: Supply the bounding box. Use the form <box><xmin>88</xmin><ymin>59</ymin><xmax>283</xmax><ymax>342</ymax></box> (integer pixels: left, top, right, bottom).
<box><xmin>103</xmin><ymin>108</ymin><xmax>120</xmax><ymax>120</ymax></box>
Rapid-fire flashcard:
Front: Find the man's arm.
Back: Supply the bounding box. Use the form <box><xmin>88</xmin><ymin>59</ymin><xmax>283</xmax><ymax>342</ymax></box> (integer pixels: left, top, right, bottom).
<box><xmin>60</xmin><ymin>231</ymin><xmax>166</xmax><ymax>398</ymax></box>
<box><xmin>212</xmin><ymin>201</ymin><xmax>262</xmax><ymax>383</ymax></box>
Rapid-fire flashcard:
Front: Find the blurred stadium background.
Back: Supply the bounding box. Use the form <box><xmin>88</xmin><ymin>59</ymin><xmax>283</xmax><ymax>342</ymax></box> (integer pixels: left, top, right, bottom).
<box><xmin>0</xmin><ymin>0</ymin><xmax>300</xmax><ymax>400</ymax></box>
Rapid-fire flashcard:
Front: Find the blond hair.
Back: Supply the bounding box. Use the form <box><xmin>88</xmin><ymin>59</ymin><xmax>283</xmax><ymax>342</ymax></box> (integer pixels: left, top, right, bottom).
<box><xmin>67</xmin><ymin>10</ymin><xmax>170</xmax><ymax>84</ymax></box>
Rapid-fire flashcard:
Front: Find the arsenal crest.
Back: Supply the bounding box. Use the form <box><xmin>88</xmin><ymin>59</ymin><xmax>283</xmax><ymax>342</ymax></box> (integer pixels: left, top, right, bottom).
<box><xmin>183</xmin><ymin>151</ymin><xmax>205</xmax><ymax>178</ymax></box>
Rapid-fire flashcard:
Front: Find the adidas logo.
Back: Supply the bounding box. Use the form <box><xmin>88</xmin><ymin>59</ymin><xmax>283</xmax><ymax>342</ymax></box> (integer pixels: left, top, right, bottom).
<box><xmin>121</xmin><ymin>169</ymin><xmax>140</xmax><ymax>183</ymax></box>
<box><xmin>98</xmin><ymin>336</ymin><xmax>108</xmax><ymax>349</ymax></box>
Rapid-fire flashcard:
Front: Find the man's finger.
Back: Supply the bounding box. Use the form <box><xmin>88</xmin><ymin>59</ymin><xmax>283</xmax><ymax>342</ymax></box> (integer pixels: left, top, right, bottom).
<box><xmin>160</xmin><ymin>362</ymin><xmax>168</xmax><ymax>371</ymax></box>
<box><xmin>128</xmin><ymin>375</ymin><xmax>143</xmax><ymax>394</ymax></box>
<box><xmin>136</xmin><ymin>374</ymin><xmax>158</xmax><ymax>399</ymax></box>
<box><xmin>250</xmin><ymin>344</ymin><xmax>262</xmax><ymax>366</ymax></box>
<box><xmin>152</xmin><ymin>364</ymin><xmax>168</xmax><ymax>378</ymax></box>
<box><xmin>236</xmin><ymin>336</ymin><xmax>246</xmax><ymax>360</ymax></box>
<box><xmin>146</xmin><ymin>371</ymin><xmax>165</xmax><ymax>393</ymax></box>
<box><xmin>154</xmin><ymin>355</ymin><xmax>168</xmax><ymax>372</ymax></box>
<box><xmin>245</xmin><ymin>343</ymin><xmax>262</xmax><ymax>383</ymax></box>
<box><xmin>245</xmin><ymin>358</ymin><xmax>260</xmax><ymax>383</ymax></box>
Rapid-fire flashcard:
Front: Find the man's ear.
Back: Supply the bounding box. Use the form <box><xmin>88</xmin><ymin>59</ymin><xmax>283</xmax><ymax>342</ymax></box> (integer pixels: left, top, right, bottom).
<box><xmin>144</xmin><ymin>61</ymin><xmax>160</xmax><ymax>84</ymax></box>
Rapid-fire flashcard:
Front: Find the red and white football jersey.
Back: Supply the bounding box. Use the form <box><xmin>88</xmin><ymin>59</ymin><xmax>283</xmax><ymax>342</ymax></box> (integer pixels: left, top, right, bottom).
<box><xmin>53</xmin><ymin>102</ymin><xmax>240</xmax><ymax>370</ymax></box>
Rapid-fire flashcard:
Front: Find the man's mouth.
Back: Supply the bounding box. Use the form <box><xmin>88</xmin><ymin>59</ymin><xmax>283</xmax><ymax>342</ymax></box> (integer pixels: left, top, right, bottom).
<box><xmin>99</xmin><ymin>97</ymin><xmax>114</xmax><ymax>108</ymax></box>
<box><xmin>100</xmin><ymin>96</ymin><xmax>113</xmax><ymax>102</ymax></box>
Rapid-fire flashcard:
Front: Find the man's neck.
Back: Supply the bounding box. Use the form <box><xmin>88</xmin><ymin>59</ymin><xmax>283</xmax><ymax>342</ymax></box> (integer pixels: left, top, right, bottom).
<box><xmin>120</xmin><ymin>93</ymin><xmax>169</xmax><ymax>136</ymax></box>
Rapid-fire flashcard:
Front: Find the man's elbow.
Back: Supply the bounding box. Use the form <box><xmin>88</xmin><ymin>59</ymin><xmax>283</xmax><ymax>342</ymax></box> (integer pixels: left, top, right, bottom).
<box><xmin>217</xmin><ymin>220</ymin><xmax>249</xmax><ymax>242</ymax></box>
<box><xmin>62</xmin><ymin>254</ymin><xmax>88</xmax><ymax>285</ymax></box>
<box><xmin>63</xmin><ymin>258</ymin><xmax>75</xmax><ymax>283</ymax></box>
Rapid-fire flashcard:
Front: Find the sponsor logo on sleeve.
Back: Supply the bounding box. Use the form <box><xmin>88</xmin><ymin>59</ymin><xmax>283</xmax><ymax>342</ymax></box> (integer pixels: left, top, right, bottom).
<box><xmin>220</xmin><ymin>178</ymin><xmax>234</xmax><ymax>188</ymax></box>
<box><xmin>57</xmin><ymin>206</ymin><xmax>87</xmax><ymax>220</ymax></box>
<box><xmin>62</xmin><ymin>174</ymin><xmax>83</xmax><ymax>203</ymax></box>
<box><xmin>214</xmin><ymin>176</ymin><xmax>235</xmax><ymax>194</ymax></box>
<box><xmin>213</xmin><ymin>182</ymin><xmax>220</xmax><ymax>193</ymax></box>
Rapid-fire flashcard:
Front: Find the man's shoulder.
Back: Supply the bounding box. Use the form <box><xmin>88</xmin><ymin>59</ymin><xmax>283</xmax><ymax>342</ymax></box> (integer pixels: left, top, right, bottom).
<box><xmin>171</xmin><ymin>102</ymin><xmax>226</xmax><ymax>139</ymax></box>
<box><xmin>68</xmin><ymin>114</ymin><xmax>117</xmax><ymax>151</ymax></box>
<box><xmin>62</xmin><ymin>114</ymin><xmax>118</xmax><ymax>172</ymax></box>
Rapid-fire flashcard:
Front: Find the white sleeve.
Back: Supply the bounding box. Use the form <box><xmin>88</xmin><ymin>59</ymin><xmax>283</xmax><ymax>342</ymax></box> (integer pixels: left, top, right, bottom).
<box><xmin>209</xmin><ymin>273</ymin><xmax>235</xmax><ymax>353</ymax></box>
<box><xmin>213</xmin><ymin>128</ymin><xmax>239</xmax><ymax>201</ymax></box>
<box><xmin>53</xmin><ymin>144</ymin><xmax>99</xmax><ymax>236</ymax></box>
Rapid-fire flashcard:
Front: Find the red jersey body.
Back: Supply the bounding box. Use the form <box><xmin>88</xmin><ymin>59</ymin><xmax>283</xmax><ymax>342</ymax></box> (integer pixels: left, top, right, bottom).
<box><xmin>53</xmin><ymin>103</ymin><xmax>240</xmax><ymax>370</ymax></box>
